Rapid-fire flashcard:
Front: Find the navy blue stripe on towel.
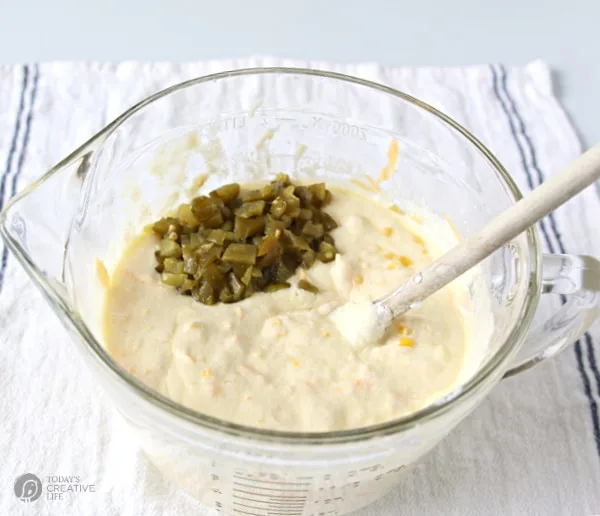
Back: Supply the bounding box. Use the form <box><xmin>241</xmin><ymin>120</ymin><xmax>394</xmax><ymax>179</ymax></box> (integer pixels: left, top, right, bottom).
<box><xmin>0</xmin><ymin>65</ymin><xmax>29</xmax><ymax>212</ymax></box>
<box><xmin>491</xmin><ymin>63</ymin><xmax>600</xmax><ymax>461</ymax></box>
<box><xmin>499</xmin><ymin>63</ymin><xmax>600</xmax><ymax>409</ymax></box>
<box><xmin>0</xmin><ymin>64</ymin><xmax>39</xmax><ymax>295</ymax></box>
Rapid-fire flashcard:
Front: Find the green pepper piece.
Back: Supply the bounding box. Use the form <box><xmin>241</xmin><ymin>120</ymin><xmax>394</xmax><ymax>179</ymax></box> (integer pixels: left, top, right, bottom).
<box><xmin>234</xmin><ymin>216</ymin><xmax>265</xmax><ymax>239</ymax></box>
<box><xmin>211</xmin><ymin>183</ymin><xmax>240</xmax><ymax>203</ymax></box>
<box><xmin>298</xmin><ymin>208</ymin><xmax>313</xmax><ymax>220</ymax></box>
<box><xmin>257</xmin><ymin>233</ymin><xmax>280</xmax><ymax>257</ymax></box>
<box><xmin>283</xmin><ymin>230</ymin><xmax>311</xmax><ymax>252</ymax></box>
<box><xmin>219</xmin><ymin>204</ymin><xmax>233</xmax><ymax>221</ymax></box>
<box><xmin>183</xmin><ymin>256</ymin><xmax>199</xmax><ymax>275</ymax></box>
<box><xmin>222</xmin><ymin>243</ymin><xmax>257</xmax><ymax>265</ymax></box>
<box><xmin>293</xmin><ymin>186</ymin><xmax>313</xmax><ymax>207</ymax></box>
<box><xmin>274</xmin><ymin>261</ymin><xmax>295</xmax><ymax>282</ymax></box>
<box><xmin>178</xmin><ymin>278</ymin><xmax>196</xmax><ymax>294</ymax></box>
<box><xmin>178</xmin><ymin>204</ymin><xmax>200</xmax><ymax>227</ymax></box>
<box><xmin>235</xmin><ymin>200</ymin><xmax>266</xmax><ymax>218</ymax></box>
<box><xmin>193</xmin><ymin>281</ymin><xmax>216</xmax><ymax>305</ymax></box>
<box><xmin>185</xmin><ymin>233</ymin><xmax>204</xmax><ymax>250</ymax></box>
<box><xmin>274</xmin><ymin>173</ymin><xmax>291</xmax><ymax>186</ymax></box>
<box><xmin>157</xmin><ymin>239</ymin><xmax>182</xmax><ymax>258</ymax></box>
<box><xmin>260</xmin><ymin>182</ymin><xmax>278</xmax><ymax>201</ymax></box>
<box><xmin>301</xmin><ymin>221</ymin><xmax>324</xmax><ymax>239</ymax></box>
<box><xmin>318</xmin><ymin>241</ymin><xmax>337</xmax><ymax>263</ymax></box>
<box><xmin>308</xmin><ymin>183</ymin><xmax>328</xmax><ymax>204</ymax></box>
<box><xmin>201</xmin><ymin>210</ymin><xmax>224</xmax><ymax>229</ymax></box>
<box><xmin>240</xmin><ymin>266</ymin><xmax>254</xmax><ymax>286</ymax></box>
<box><xmin>263</xmin><ymin>282</ymin><xmax>291</xmax><ymax>292</ymax></box>
<box><xmin>318</xmin><ymin>211</ymin><xmax>338</xmax><ymax>231</ymax></box>
<box><xmin>228</xmin><ymin>272</ymin><xmax>245</xmax><ymax>300</ymax></box>
<box><xmin>195</xmin><ymin>245</ymin><xmax>223</xmax><ymax>272</ymax></box>
<box><xmin>301</xmin><ymin>249</ymin><xmax>316</xmax><ymax>268</ymax></box>
<box><xmin>241</xmin><ymin>189</ymin><xmax>264</xmax><ymax>202</ymax></box>
<box><xmin>282</xmin><ymin>195</ymin><xmax>300</xmax><ymax>218</ymax></box>
<box><xmin>265</xmin><ymin>217</ymin><xmax>286</xmax><ymax>235</ymax></box>
<box><xmin>200</xmin><ymin>262</ymin><xmax>226</xmax><ymax>290</ymax></box>
<box><xmin>161</xmin><ymin>272</ymin><xmax>186</xmax><ymax>288</ymax></box>
<box><xmin>298</xmin><ymin>279</ymin><xmax>319</xmax><ymax>293</ymax></box>
<box><xmin>220</xmin><ymin>220</ymin><xmax>234</xmax><ymax>232</ymax></box>
<box><xmin>152</xmin><ymin>217</ymin><xmax>182</xmax><ymax>237</ymax></box>
<box><xmin>219</xmin><ymin>287</ymin><xmax>236</xmax><ymax>304</ymax></box>
<box><xmin>257</xmin><ymin>245</ymin><xmax>282</xmax><ymax>268</ymax></box>
<box><xmin>270</xmin><ymin>197</ymin><xmax>287</xmax><ymax>219</ymax></box>
<box><xmin>163</xmin><ymin>258</ymin><xmax>184</xmax><ymax>274</ymax></box>
<box><xmin>206</xmin><ymin>229</ymin><xmax>227</xmax><ymax>245</ymax></box>
<box><xmin>191</xmin><ymin>197</ymin><xmax>220</xmax><ymax>221</ymax></box>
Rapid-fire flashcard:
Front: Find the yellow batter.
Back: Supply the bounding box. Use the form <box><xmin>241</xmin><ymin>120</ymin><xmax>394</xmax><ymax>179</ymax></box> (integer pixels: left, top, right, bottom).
<box><xmin>102</xmin><ymin>188</ymin><xmax>475</xmax><ymax>431</ymax></box>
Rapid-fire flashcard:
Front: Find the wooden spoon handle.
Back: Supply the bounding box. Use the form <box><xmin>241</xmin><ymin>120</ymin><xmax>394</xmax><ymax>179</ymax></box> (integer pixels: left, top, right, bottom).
<box><xmin>378</xmin><ymin>143</ymin><xmax>600</xmax><ymax>317</ymax></box>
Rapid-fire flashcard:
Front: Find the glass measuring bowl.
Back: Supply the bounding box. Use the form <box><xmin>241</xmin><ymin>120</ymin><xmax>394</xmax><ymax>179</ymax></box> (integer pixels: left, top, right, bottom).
<box><xmin>2</xmin><ymin>68</ymin><xmax>600</xmax><ymax>516</ymax></box>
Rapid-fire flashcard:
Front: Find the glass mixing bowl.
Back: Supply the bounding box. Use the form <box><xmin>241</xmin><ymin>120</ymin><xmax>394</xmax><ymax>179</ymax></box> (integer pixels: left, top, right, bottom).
<box><xmin>2</xmin><ymin>68</ymin><xmax>599</xmax><ymax>516</ymax></box>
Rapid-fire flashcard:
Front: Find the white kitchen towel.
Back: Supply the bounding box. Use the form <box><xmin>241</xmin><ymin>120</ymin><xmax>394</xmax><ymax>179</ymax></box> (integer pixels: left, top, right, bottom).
<box><xmin>1</xmin><ymin>58</ymin><xmax>599</xmax><ymax>516</ymax></box>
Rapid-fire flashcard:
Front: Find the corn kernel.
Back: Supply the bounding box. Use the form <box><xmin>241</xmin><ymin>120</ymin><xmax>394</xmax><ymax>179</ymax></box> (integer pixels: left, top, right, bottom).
<box><xmin>399</xmin><ymin>256</ymin><xmax>413</xmax><ymax>267</ymax></box>
<box><xmin>397</xmin><ymin>324</ymin><xmax>411</xmax><ymax>335</ymax></box>
<box><xmin>353</xmin><ymin>274</ymin><xmax>364</xmax><ymax>285</ymax></box>
<box><xmin>412</xmin><ymin>234</ymin><xmax>425</xmax><ymax>245</ymax></box>
<box><xmin>381</xmin><ymin>227</ymin><xmax>393</xmax><ymax>237</ymax></box>
<box><xmin>399</xmin><ymin>337</ymin><xmax>415</xmax><ymax>347</ymax></box>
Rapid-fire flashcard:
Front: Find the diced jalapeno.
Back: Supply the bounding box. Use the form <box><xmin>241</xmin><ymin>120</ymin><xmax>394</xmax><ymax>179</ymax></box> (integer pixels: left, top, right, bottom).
<box><xmin>222</xmin><ymin>243</ymin><xmax>257</xmax><ymax>265</ymax></box>
<box><xmin>150</xmin><ymin>176</ymin><xmax>339</xmax><ymax>304</ymax></box>
<box><xmin>211</xmin><ymin>183</ymin><xmax>240</xmax><ymax>203</ymax></box>
<box><xmin>298</xmin><ymin>279</ymin><xmax>319</xmax><ymax>293</ymax></box>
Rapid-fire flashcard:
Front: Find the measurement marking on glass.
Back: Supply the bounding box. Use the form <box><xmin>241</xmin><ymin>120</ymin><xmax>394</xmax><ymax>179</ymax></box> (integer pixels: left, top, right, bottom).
<box><xmin>233</xmin><ymin>505</ymin><xmax>302</xmax><ymax>516</ymax></box>
<box><xmin>233</xmin><ymin>475</ymin><xmax>311</xmax><ymax>486</ymax></box>
<box><xmin>233</xmin><ymin>501</ymin><xmax>302</xmax><ymax>513</ymax></box>
<box><xmin>233</xmin><ymin>508</ymin><xmax>302</xmax><ymax>516</ymax></box>
<box><xmin>234</xmin><ymin>502</ymin><xmax>268</xmax><ymax>511</ymax></box>
<box><xmin>233</xmin><ymin>481</ymin><xmax>309</xmax><ymax>493</ymax></box>
<box><xmin>232</xmin><ymin>508</ymin><xmax>266</xmax><ymax>516</ymax></box>
<box><xmin>233</xmin><ymin>488</ymin><xmax>307</xmax><ymax>501</ymax></box>
<box><xmin>233</xmin><ymin>495</ymin><xmax>306</xmax><ymax>508</ymax></box>
<box><xmin>234</xmin><ymin>500</ymin><xmax>305</xmax><ymax>510</ymax></box>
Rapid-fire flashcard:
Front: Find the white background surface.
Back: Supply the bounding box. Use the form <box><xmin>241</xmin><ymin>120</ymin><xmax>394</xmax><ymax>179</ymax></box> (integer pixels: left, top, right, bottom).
<box><xmin>0</xmin><ymin>0</ymin><xmax>597</xmax><ymax>147</ymax></box>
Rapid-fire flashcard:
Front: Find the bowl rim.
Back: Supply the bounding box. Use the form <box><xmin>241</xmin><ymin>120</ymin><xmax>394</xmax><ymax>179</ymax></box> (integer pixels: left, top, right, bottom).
<box><xmin>1</xmin><ymin>66</ymin><xmax>541</xmax><ymax>446</ymax></box>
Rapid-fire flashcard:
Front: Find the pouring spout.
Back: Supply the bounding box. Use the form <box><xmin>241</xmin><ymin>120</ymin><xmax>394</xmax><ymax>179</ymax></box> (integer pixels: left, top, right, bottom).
<box><xmin>0</xmin><ymin>149</ymin><xmax>93</xmax><ymax>286</ymax></box>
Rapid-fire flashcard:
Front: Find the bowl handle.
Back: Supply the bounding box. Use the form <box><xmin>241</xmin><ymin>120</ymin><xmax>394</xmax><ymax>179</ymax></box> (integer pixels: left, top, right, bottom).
<box><xmin>504</xmin><ymin>253</ymin><xmax>600</xmax><ymax>378</ymax></box>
